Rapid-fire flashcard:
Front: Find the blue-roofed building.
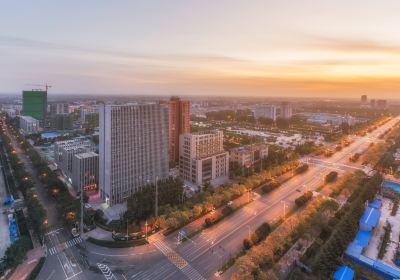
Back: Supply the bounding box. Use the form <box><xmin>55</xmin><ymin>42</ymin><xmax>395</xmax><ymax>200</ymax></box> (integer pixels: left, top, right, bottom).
<box><xmin>334</xmin><ymin>265</ymin><xmax>355</xmax><ymax>280</ymax></box>
<box><xmin>359</xmin><ymin>207</ymin><xmax>381</xmax><ymax>232</ymax></box>
<box><xmin>368</xmin><ymin>199</ymin><xmax>382</xmax><ymax>209</ymax></box>
<box><xmin>355</xmin><ymin>230</ymin><xmax>372</xmax><ymax>248</ymax></box>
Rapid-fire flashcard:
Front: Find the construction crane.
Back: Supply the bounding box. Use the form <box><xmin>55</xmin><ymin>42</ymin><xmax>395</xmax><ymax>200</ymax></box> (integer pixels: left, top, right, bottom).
<box><xmin>25</xmin><ymin>83</ymin><xmax>52</xmax><ymax>91</ymax></box>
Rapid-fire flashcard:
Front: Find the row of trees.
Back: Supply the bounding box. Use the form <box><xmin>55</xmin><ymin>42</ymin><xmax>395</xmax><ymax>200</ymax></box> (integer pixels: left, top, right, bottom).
<box><xmin>0</xmin><ymin>131</ymin><xmax>47</xmax><ymax>238</ymax></box>
<box><xmin>309</xmin><ymin>173</ymin><xmax>383</xmax><ymax>278</ymax></box>
<box><xmin>0</xmin><ymin>128</ymin><xmax>44</xmax><ymax>275</ymax></box>
<box><xmin>124</xmin><ymin>177</ymin><xmax>184</xmax><ymax>224</ymax></box>
<box><xmin>157</xmin><ymin>159</ymin><xmax>300</xmax><ymax>233</ymax></box>
<box><xmin>242</xmin><ymin>222</ymin><xmax>271</xmax><ymax>250</ymax></box>
<box><xmin>234</xmin><ymin>196</ymin><xmax>338</xmax><ymax>279</ymax></box>
<box><xmin>4</xmin><ymin>117</ymin><xmax>80</xmax><ymax>229</ymax></box>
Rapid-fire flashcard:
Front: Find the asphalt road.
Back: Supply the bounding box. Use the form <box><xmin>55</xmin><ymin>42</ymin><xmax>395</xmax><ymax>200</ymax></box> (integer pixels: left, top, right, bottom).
<box><xmin>32</xmin><ymin>116</ymin><xmax>398</xmax><ymax>280</ymax></box>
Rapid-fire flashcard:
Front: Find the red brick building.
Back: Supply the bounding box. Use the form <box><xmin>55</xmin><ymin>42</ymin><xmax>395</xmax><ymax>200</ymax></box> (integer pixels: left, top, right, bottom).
<box><xmin>160</xmin><ymin>97</ymin><xmax>190</xmax><ymax>166</ymax></box>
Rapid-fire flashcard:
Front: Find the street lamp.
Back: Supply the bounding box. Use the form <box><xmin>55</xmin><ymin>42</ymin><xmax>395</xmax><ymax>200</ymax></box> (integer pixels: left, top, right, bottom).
<box><xmin>281</xmin><ymin>200</ymin><xmax>288</xmax><ymax>220</ymax></box>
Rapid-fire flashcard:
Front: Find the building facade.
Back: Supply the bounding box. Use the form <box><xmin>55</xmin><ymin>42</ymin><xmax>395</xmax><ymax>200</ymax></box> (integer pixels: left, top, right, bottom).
<box><xmin>160</xmin><ymin>97</ymin><xmax>190</xmax><ymax>166</ymax></box>
<box><xmin>49</xmin><ymin>103</ymin><xmax>69</xmax><ymax>115</ymax></box>
<box><xmin>230</xmin><ymin>143</ymin><xmax>269</xmax><ymax>168</ymax></box>
<box><xmin>54</xmin><ymin>139</ymin><xmax>96</xmax><ymax>180</ymax></box>
<box><xmin>22</xmin><ymin>90</ymin><xmax>47</xmax><ymax>121</ymax></box>
<box><xmin>80</xmin><ymin>107</ymin><xmax>99</xmax><ymax>127</ymax></box>
<box><xmin>179</xmin><ymin>130</ymin><xmax>229</xmax><ymax>186</ymax></box>
<box><xmin>280</xmin><ymin>102</ymin><xmax>293</xmax><ymax>119</ymax></box>
<box><xmin>50</xmin><ymin>114</ymin><xmax>73</xmax><ymax>130</ymax></box>
<box><xmin>19</xmin><ymin>115</ymin><xmax>40</xmax><ymax>135</ymax></box>
<box><xmin>253</xmin><ymin>104</ymin><xmax>277</xmax><ymax>121</ymax></box>
<box><xmin>99</xmin><ymin>103</ymin><xmax>169</xmax><ymax>206</ymax></box>
<box><xmin>72</xmin><ymin>152</ymin><xmax>99</xmax><ymax>193</ymax></box>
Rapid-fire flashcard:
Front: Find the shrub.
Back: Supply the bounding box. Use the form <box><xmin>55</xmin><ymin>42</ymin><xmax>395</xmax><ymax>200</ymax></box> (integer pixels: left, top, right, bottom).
<box><xmin>221</xmin><ymin>206</ymin><xmax>234</xmax><ymax>217</ymax></box>
<box><xmin>261</xmin><ymin>181</ymin><xmax>280</xmax><ymax>194</ymax></box>
<box><xmin>295</xmin><ymin>164</ymin><xmax>309</xmax><ymax>174</ymax></box>
<box><xmin>325</xmin><ymin>171</ymin><xmax>338</xmax><ymax>183</ymax></box>
<box><xmin>295</xmin><ymin>191</ymin><xmax>313</xmax><ymax>207</ymax></box>
<box><xmin>243</xmin><ymin>239</ymin><xmax>252</xmax><ymax>250</ymax></box>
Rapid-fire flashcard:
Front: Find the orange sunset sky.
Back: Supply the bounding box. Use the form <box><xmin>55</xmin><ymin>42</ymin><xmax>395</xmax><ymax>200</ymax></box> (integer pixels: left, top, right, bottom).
<box><xmin>1</xmin><ymin>0</ymin><xmax>400</xmax><ymax>99</ymax></box>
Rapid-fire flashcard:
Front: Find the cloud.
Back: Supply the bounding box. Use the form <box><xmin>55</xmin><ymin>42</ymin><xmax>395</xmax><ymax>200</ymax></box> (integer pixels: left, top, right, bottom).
<box><xmin>301</xmin><ymin>34</ymin><xmax>400</xmax><ymax>54</ymax></box>
<box><xmin>0</xmin><ymin>35</ymin><xmax>244</xmax><ymax>64</ymax></box>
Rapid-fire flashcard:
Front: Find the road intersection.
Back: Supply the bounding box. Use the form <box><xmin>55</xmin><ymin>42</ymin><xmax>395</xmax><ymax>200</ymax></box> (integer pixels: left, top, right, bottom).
<box><xmin>33</xmin><ymin>116</ymin><xmax>399</xmax><ymax>280</ymax></box>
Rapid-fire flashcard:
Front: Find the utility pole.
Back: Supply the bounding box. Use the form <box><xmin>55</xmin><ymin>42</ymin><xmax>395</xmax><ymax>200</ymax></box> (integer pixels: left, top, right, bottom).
<box><xmin>145</xmin><ymin>220</ymin><xmax>148</xmax><ymax>241</ymax></box>
<box><xmin>80</xmin><ymin>185</ymin><xmax>84</xmax><ymax>236</ymax></box>
<box><xmin>126</xmin><ymin>218</ymin><xmax>129</xmax><ymax>240</ymax></box>
<box><xmin>155</xmin><ymin>176</ymin><xmax>159</xmax><ymax>218</ymax></box>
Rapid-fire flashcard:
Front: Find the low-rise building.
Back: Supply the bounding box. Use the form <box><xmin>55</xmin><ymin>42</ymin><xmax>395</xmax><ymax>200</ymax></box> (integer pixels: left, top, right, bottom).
<box><xmin>19</xmin><ymin>115</ymin><xmax>40</xmax><ymax>135</ymax></box>
<box><xmin>72</xmin><ymin>152</ymin><xmax>99</xmax><ymax>192</ymax></box>
<box><xmin>179</xmin><ymin>130</ymin><xmax>229</xmax><ymax>186</ymax></box>
<box><xmin>230</xmin><ymin>143</ymin><xmax>268</xmax><ymax>168</ymax></box>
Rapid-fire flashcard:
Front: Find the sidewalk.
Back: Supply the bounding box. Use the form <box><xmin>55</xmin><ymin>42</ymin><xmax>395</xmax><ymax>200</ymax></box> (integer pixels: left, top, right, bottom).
<box><xmin>7</xmin><ymin>247</ymin><xmax>44</xmax><ymax>280</ymax></box>
<box><xmin>86</xmin><ymin>226</ymin><xmax>114</xmax><ymax>241</ymax></box>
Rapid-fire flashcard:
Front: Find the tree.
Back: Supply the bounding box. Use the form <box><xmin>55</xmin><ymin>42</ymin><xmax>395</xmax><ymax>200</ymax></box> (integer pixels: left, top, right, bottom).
<box><xmin>325</xmin><ymin>171</ymin><xmax>338</xmax><ymax>183</ymax></box>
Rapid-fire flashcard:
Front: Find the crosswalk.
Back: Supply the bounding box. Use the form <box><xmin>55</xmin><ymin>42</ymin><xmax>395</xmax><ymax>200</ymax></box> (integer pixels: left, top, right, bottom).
<box><xmin>47</xmin><ymin>236</ymin><xmax>83</xmax><ymax>256</ymax></box>
<box><xmin>152</xmin><ymin>239</ymin><xmax>205</xmax><ymax>280</ymax></box>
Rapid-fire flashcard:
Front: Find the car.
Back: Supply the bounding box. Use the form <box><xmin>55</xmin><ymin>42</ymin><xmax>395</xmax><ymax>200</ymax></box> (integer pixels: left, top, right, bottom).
<box><xmin>227</xmin><ymin>201</ymin><xmax>233</xmax><ymax>206</ymax></box>
<box><xmin>296</xmin><ymin>189</ymin><xmax>301</xmax><ymax>192</ymax></box>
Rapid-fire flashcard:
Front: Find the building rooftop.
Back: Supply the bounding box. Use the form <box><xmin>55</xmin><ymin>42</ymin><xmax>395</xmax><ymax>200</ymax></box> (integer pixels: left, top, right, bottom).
<box><xmin>20</xmin><ymin>115</ymin><xmax>38</xmax><ymax>122</ymax></box>
<box><xmin>74</xmin><ymin>152</ymin><xmax>98</xmax><ymax>159</ymax></box>
<box><xmin>333</xmin><ymin>265</ymin><xmax>354</xmax><ymax>280</ymax></box>
<box><xmin>359</xmin><ymin>206</ymin><xmax>381</xmax><ymax>228</ymax></box>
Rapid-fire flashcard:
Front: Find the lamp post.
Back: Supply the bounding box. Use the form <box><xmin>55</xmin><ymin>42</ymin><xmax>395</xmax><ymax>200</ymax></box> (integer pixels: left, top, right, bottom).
<box><xmin>145</xmin><ymin>220</ymin><xmax>148</xmax><ymax>241</ymax></box>
<box><xmin>281</xmin><ymin>200</ymin><xmax>288</xmax><ymax>220</ymax></box>
<box><xmin>80</xmin><ymin>185</ymin><xmax>84</xmax><ymax>237</ymax></box>
<box><xmin>155</xmin><ymin>176</ymin><xmax>159</xmax><ymax>218</ymax></box>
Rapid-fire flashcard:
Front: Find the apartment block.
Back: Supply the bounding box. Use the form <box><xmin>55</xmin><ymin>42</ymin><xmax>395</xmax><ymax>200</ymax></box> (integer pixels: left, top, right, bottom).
<box><xmin>179</xmin><ymin>130</ymin><xmax>229</xmax><ymax>186</ymax></box>
<box><xmin>160</xmin><ymin>96</ymin><xmax>190</xmax><ymax>166</ymax></box>
<box><xmin>99</xmin><ymin>103</ymin><xmax>169</xmax><ymax>206</ymax></box>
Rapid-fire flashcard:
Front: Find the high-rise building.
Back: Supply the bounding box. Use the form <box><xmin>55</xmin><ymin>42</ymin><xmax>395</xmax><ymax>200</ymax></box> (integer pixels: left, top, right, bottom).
<box><xmin>22</xmin><ymin>90</ymin><xmax>47</xmax><ymax>121</ymax></box>
<box><xmin>179</xmin><ymin>130</ymin><xmax>229</xmax><ymax>186</ymax></box>
<box><xmin>280</xmin><ymin>102</ymin><xmax>293</xmax><ymax>119</ymax></box>
<box><xmin>361</xmin><ymin>95</ymin><xmax>368</xmax><ymax>104</ymax></box>
<box><xmin>49</xmin><ymin>103</ymin><xmax>69</xmax><ymax>115</ymax></box>
<box><xmin>370</xmin><ymin>99</ymin><xmax>376</xmax><ymax>108</ymax></box>
<box><xmin>160</xmin><ymin>97</ymin><xmax>190</xmax><ymax>166</ymax></box>
<box><xmin>99</xmin><ymin>103</ymin><xmax>169</xmax><ymax>206</ymax></box>
<box><xmin>253</xmin><ymin>104</ymin><xmax>277</xmax><ymax>121</ymax></box>
<box><xmin>72</xmin><ymin>152</ymin><xmax>99</xmax><ymax>193</ymax></box>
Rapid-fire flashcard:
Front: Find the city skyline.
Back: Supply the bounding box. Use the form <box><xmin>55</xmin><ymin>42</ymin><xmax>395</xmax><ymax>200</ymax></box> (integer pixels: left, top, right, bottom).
<box><xmin>2</xmin><ymin>1</ymin><xmax>400</xmax><ymax>99</ymax></box>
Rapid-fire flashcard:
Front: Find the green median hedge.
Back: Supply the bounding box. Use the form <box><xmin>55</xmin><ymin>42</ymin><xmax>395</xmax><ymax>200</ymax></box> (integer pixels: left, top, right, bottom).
<box><xmin>87</xmin><ymin>237</ymin><xmax>147</xmax><ymax>248</ymax></box>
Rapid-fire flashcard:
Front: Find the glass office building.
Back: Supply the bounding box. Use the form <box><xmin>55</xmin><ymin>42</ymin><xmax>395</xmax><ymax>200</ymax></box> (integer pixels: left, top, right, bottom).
<box><xmin>22</xmin><ymin>90</ymin><xmax>47</xmax><ymax>120</ymax></box>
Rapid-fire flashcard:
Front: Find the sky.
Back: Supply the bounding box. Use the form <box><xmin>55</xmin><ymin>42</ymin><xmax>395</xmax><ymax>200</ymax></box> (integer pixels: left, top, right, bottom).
<box><xmin>1</xmin><ymin>0</ymin><xmax>400</xmax><ymax>99</ymax></box>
